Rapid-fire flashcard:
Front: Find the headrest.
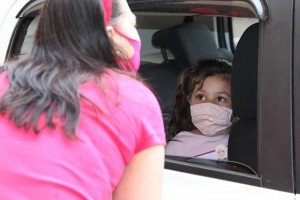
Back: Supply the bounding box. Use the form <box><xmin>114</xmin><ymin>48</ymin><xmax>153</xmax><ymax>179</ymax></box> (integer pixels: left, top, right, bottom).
<box><xmin>231</xmin><ymin>23</ymin><xmax>259</xmax><ymax>119</ymax></box>
<box><xmin>152</xmin><ymin>22</ymin><xmax>232</xmax><ymax>67</ymax></box>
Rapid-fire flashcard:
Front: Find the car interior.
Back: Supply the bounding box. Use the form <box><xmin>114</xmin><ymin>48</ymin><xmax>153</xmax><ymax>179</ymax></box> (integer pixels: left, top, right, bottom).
<box><xmin>151</xmin><ymin>21</ymin><xmax>233</xmax><ymax>67</ymax></box>
<box><xmin>139</xmin><ymin>20</ymin><xmax>234</xmax><ymax>140</ymax></box>
<box><xmin>136</xmin><ymin>16</ymin><xmax>258</xmax><ymax>173</ymax></box>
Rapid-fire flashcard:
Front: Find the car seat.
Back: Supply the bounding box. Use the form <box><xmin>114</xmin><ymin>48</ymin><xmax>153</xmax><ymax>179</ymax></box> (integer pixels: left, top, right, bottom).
<box><xmin>228</xmin><ymin>23</ymin><xmax>259</xmax><ymax>172</ymax></box>
<box><xmin>138</xmin><ymin>59</ymin><xmax>184</xmax><ymax>141</ymax></box>
<box><xmin>151</xmin><ymin>22</ymin><xmax>233</xmax><ymax>67</ymax></box>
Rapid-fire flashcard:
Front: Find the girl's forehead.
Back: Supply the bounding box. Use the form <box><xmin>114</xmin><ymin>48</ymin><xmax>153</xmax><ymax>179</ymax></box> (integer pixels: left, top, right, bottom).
<box><xmin>206</xmin><ymin>74</ymin><xmax>231</xmax><ymax>82</ymax></box>
<box><xmin>193</xmin><ymin>74</ymin><xmax>231</xmax><ymax>91</ymax></box>
<box><xmin>193</xmin><ymin>74</ymin><xmax>231</xmax><ymax>89</ymax></box>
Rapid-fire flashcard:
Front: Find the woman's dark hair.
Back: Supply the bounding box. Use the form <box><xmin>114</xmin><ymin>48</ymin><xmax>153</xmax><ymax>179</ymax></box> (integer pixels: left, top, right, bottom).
<box><xmin>0</xmin><ymin>0</ymin><xmax>122</xmax><ymax>138</ymax></box>
<box><xmin>168</xmin><ymin>58</ymin><xmax>232</xmax><ymax>139</ymax></box>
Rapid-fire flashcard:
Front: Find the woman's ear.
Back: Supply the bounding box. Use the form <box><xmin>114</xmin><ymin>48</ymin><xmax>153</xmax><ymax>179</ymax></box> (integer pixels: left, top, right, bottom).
<box><xmin>106</xmin><ymin>26</ymin><xmax>123</xmax><ymax>57</ymax></box>
<box><xmin>106</xmin><ymin>25</ymin><xmax>115</xmax><ymax>40</ymax></box>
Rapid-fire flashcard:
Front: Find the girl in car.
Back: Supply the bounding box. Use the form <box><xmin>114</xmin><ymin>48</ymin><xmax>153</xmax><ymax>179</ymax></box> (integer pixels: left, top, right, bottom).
<box><xmin>166</xmin><ymin>58</ymin><xmax>238</xmax><ymax>160</ymax></box>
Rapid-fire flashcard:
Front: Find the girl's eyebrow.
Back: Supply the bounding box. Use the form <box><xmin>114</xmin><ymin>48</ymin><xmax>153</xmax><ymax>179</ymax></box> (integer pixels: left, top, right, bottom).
<box><xmin>194</xmin><ymin>88</ymin><xmax>205</xmax><ymax>93</ymax></box>
<box><xmin>217</xmin><ymin>92</ymin><xmax>231</xmax><ymax>97</ymax></box>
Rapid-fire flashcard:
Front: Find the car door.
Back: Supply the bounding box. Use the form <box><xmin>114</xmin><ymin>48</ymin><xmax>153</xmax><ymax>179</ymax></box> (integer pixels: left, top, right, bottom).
<box><xmin>157</xmin><ymin>0</ymin><xmax>296</xmax><ymax>198</ymax></box>
<box><xmin>293</xmin><ymin>0</ymin><xmax>300</xmax><ymax>199</ymax></box>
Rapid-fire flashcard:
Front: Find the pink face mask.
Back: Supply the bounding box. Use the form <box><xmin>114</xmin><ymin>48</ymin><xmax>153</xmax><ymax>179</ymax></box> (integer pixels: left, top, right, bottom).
<box><xmin>114</xmin><ymin>28</ymin><xmax>141</xmax><ymax>74</ymax></box>
<box><xmin>190</xmin><ymin>103</ymin><xmax>233</xmax><ymax>136</ymax></box>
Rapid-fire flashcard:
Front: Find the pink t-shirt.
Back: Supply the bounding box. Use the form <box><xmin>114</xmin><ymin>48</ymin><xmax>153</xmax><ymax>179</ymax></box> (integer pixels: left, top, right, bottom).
<box><xmin>165</xmin><ymin>131</ymin><xmax>229</xmax><ymax>160</ymax></box>
<box><xmin>0</xmin><ymin>70</ymin><xmax>166</xmax><ymax>199</ymax></box>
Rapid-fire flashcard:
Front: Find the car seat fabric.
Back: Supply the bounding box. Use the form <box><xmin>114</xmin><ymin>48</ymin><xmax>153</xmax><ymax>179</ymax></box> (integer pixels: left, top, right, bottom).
<box><xmin>228</xmin><ymin>23</ymin><xmax>259</xmax><ymax>172</ymax></box>
<box><xmin>151</xmin><ymin>22</ymin><xmax>233</xmax><ymax>67</ymax></box>
<box><xmin>138</xmin><ymin>60</ymin><xmax>185</xmax><ymax>140</ymax></box>
<box><xmin>139</xmin><ymin>60</ymin><xmax>184</xmax><ymax>113</ymax></box>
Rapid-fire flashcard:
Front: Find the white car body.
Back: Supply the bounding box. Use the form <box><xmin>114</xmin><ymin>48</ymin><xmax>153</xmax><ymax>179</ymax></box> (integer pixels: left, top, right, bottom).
<box><xmin>162</xmin><ymin>169</ymin><xmax>293</xmax><ymax>200</ymax></box>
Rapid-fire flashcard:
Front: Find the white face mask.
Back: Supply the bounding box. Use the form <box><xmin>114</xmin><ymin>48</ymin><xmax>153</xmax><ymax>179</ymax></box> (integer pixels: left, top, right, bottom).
<box><xmin>190</xmin><ymin>103</ymin><xmax>233</xmax><ymax>136</ymax></box>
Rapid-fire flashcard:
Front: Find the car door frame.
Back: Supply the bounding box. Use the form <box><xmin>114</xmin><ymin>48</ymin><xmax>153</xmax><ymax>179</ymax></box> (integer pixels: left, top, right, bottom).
<box><xmin>293</xmin><ymin>0</ymin><xmax>300</xmax><ymax>197</ymax></box>
<box><xmin>165</xmin><ymin>0</ymin><xmax>295</xmax><ymax>193</ymax></box>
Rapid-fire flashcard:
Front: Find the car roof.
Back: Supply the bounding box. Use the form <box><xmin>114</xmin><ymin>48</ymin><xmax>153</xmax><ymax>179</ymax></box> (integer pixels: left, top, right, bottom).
<box><xmin>128</xmin><ymin>0</ymin><xmax>269</xmax><ymax>20</ymax></box>
<box><xmin>16</xmin><ymin>0</ymin><xmax>269</xmax><ymax>20</ymax></box>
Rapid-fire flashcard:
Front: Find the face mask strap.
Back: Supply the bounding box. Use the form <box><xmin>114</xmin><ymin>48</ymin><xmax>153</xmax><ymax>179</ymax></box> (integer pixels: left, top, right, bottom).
<box><xmin>231</xmin><ymin>116</ymin><xmax>240</xmax><ymax>124</ymax></box>
<box><xmin>113</xmin><ymin>27</ymin><xmax>140</xmax><ymax>42</ymax></box>
<box><xmin>102</xmin><ymin>0</ymin><xmax>112</xmax><ymax>25</ymax></box>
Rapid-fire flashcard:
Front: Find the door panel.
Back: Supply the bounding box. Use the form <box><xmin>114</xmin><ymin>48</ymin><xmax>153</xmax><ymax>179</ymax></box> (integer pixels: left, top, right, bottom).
<box><xmin>258</xmin><ymin>0</ymin><xmax>294</xmax><ymax>192</ymax></box>
<box><xmin>293</xmin><ymin>0</ymin><xmax>300</xmax><ymax>195</ymax></box>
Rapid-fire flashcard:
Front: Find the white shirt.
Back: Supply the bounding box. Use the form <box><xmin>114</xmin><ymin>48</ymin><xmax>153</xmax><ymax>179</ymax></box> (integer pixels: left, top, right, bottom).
<box><xmin>165</xmin><ymin>131</ymin><xmax>229</xmax><ymax>160</ymax></box>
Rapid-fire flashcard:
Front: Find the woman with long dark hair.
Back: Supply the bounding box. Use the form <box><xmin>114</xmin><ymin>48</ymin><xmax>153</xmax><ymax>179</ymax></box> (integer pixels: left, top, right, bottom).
<box><xmin>0</xmin><ymin>0</ymin><xmax>166</xmax><ymax>199</ymax></box>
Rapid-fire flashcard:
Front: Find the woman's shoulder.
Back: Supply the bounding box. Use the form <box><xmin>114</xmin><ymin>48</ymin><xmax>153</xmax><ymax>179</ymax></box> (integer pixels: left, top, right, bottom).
<box><xmin>102</xmin><ymin>70</ymin><xmax>166</xmax><ymax>152</ymax></box>
<box><xmin>103</xmin><ymin>70</ymin><xmax>160</xmax><ymax>107</ymax></box>
<box><xmin>80</xmin><ymin>70</ymin><xmax>162</xmax><ymax>117</ymax></box>
<box><xmin>110</xmin><ymin>70</ymin><xmax>153</xmax><ymax>93</ymax></box>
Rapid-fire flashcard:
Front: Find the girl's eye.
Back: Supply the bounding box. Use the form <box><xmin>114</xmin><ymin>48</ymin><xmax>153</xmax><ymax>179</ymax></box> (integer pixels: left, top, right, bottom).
<box><xmin>217</xmin><ymin>96</ymin><xmax>226</xmax><ymax>102</ymax></box>
<box><xmin>196</xmin><ymin>94</ymin><xmax>205</xmax><ymax>101</ymax></box>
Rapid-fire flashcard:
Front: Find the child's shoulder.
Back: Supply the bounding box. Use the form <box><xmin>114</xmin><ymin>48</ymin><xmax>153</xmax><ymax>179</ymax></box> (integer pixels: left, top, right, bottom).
<box><xmin>171</xmin><ymin>131</ymin><xmax>201</xmax><ymax>141</ymax></box>
<box><xmin>172</xmin><ymin>131</ymin><xmax>229</xmax><ymax>141</ymax></box>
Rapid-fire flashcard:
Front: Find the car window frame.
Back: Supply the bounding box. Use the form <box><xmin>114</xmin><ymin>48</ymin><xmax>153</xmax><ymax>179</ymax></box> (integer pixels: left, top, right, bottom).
<box><xmin>293</xmin><ymin>0</ymin><xmax>300</xmax><ymax>195</ymax></box>
<box><xmin>166</xmin><ymin>0</ymin><xmax>295</xmax><ymax>193</ymax></box>
<box><xmin>257</xmin><ymin>0</ymin><xmax>294</xmax><ymax>192</ymax></box>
